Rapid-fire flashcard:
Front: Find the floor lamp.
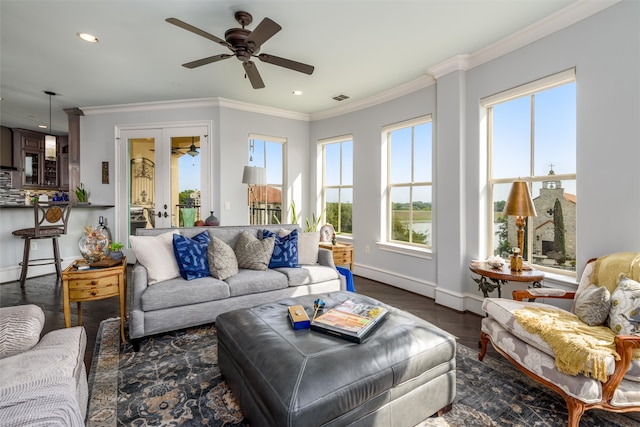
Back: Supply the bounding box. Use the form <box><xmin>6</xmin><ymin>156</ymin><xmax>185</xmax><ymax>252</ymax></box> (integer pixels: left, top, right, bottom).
<box><xmin>503</xmin><ymin>180</ymin><xmax>537</xmax><ymax>271</ymax></box>
<box><xmin>242</xmin><ymin>166</ymin><xmax>266</xmax><ymax>224</ymax></box>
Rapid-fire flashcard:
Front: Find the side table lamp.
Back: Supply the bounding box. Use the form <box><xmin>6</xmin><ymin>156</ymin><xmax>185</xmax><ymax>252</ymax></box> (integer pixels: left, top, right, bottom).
<box><xmin>503</xmin><ymin>180</ymin><xmax>537</xmax><ymax>271</ymax></box>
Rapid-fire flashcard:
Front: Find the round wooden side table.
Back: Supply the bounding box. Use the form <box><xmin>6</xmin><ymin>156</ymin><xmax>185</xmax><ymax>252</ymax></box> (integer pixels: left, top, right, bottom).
<box><xmin>469</xmin><ymin>261</ymin><xmax>544</xmax><ymax>298</ymax></box>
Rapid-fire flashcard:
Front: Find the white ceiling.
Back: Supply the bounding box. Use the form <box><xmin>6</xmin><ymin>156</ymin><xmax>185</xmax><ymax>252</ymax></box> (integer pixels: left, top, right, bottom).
<box><xmin>1</xmin><ymin>0</ymin><xmax>584</xmax><ymax>134</ymax></box>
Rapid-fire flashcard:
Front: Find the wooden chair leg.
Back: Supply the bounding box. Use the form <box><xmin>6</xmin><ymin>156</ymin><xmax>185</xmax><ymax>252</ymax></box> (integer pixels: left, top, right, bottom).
<box><xmin>479</xmin><ymin>331</ymin><xmax>489</xmax><ymax>361</ymax></box>
<box><xmin>19</xmin><ymin>237</ymin><xmax>31</xmax><ymax>286</ymax></box>
<box><xmin>437</xmin><ymin>403</ymin><xmax>453</xmax><ymax>416</ymax></box>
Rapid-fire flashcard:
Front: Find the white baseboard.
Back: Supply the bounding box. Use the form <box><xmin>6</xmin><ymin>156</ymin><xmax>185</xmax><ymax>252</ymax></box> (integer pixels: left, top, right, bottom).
<box><xmin>0</xmin><ymin>256</ymin><xmax>76</xmax><ymax>284</ymax></box>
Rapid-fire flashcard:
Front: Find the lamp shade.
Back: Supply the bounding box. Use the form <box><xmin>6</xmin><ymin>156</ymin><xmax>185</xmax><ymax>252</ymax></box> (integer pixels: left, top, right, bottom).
<box><xmin>503</xmin><ymin>181</ymin><xmax>537</xmax><ymax>217</ymax></box>
<box><xmin>242</xmin><ymin>166</ymin><xmax>266</xmax><ymax>185</ymax></box>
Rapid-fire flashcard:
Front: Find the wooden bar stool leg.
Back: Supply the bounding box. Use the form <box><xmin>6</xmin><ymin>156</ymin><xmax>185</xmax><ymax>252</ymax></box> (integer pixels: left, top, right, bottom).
<box><xmin>52</xmin><ymin>237</ymin><xmax>62</xmax><ymax>279</ymax></box>
<box><xmin>19</xmin><ymin>237</ymin><xmax>31</xmax><ymax>286</ymax></box>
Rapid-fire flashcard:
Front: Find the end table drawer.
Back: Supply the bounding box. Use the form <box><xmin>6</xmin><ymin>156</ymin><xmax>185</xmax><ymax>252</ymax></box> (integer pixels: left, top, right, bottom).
<box><xmin>332</xmin><ymin>251</ymin><xmax>352</xmax><ymax>264</ymax></box>
<box><xmin>69</xmin><ymin>277</ymin><xmax>120</xmax><ymax>300</ymax></box>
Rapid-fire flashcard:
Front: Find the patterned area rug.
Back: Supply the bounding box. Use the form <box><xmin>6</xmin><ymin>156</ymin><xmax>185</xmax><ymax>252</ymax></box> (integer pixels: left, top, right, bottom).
<box><xmin>86</xmin><ymin>318</ymin><xmax>639</xmax><ymax>426</ymax></box>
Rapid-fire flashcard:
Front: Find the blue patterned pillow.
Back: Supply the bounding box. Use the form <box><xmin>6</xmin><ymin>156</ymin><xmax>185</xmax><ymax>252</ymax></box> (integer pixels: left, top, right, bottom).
<box><xmin>172</xmin><ymin>231</ymin><xmax>211</xmax><ymax>280</ymax></box>
<box><xmin>263</xmin><ymin>228</ymin><xmax>299</xmax><ymax>268</ymax></box>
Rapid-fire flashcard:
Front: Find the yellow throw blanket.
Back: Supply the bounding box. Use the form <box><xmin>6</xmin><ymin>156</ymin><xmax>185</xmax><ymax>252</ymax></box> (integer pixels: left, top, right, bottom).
<box><xmin>514</xmin><ymin>307</ymin><xmax>640</xmax><ymax>382</ymax></box>
<box><xmin>590</xmin><ymin>252</ymin><xmax>640</xmax><ymax>294</ymax></box>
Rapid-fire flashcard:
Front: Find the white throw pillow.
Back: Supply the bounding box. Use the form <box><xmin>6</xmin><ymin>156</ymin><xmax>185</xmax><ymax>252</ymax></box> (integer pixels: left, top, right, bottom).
<box><xmin>130</xmin><ymin>230</ymin><xmax>181</xmax><ymax>285</ymax></box>
<box><xmin>277</xmin><ymin>228</ymin><xmax>319</xmax><ymax>265</ymax></box>
<box><xmin>298</xmin><ymin>232</ymin><xmax>320</xmax><ymax>265</ymax></box>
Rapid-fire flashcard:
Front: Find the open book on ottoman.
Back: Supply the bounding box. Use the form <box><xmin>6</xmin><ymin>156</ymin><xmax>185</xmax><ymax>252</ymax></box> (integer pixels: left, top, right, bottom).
<box><xmin>310</xmin><ymin>299</ymin><xmax>388</xmax><ymax>343</ymax></box>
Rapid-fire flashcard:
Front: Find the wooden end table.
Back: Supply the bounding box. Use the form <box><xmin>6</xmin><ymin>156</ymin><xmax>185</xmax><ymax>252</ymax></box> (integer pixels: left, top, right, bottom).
<box><xmin>469</xmin><ymin>261</ymin><xmax>544</xmax><ymax>298</ymax></box>
<box><xmin>62</xmin><ymin>257</ymin><xmax>127</xmax><ymax>342</ymax></box>
<box><xmin>319</xmin><ymin>242</ymin><xmax>354</xmax><ymax>270</ymax></box>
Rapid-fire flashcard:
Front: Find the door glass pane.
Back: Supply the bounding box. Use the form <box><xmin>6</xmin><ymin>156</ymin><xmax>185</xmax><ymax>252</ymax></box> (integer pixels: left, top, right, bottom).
<box><xmin>129</xmin><ymin>138</ymin><xmax>155</xmax><ymax>239</ymax></box>
<box><xmin>174</xmin><ymin>136</ymin><xmax>201</xmax><ymax>227</ymax></box>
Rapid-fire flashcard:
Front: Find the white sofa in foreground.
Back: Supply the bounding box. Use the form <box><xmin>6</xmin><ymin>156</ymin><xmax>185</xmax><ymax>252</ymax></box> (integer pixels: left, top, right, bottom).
<box><xmin>0</xmin><ymin>304</ymin><xmax>88</xmax><ymax>426</ymax></box>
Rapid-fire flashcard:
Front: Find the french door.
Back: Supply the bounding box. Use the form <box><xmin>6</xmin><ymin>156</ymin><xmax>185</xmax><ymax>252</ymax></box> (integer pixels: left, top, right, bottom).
<box><xmin>116</xmin><ymin>123</ymin><xmax>210</xmax><ymax>249</ymax></box>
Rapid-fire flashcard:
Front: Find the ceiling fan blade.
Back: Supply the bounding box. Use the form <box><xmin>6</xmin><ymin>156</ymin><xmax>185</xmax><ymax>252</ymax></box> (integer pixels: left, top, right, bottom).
<box><xmin>258</xmin><ymin>54</ymin><xmax>314</xmax><ymax>75</ymax></box>
<box><xmin>243</xmin><ymin>61</ymin><xmax>265</xmax><ymax>89</ymax></box>
<box><xmin>182</xmin><ymin>54</ymin><xmax>232</xmax><ymax>69</ymax></box>
<box><xmin>245</xmin><ymin>18</ymin><xmax>281</xmax><ymax>48</ymax></box>
<box><xmin>166</xmin><ymin>18</ymin><xmax>232</xmax><ymax>49</ymax></box>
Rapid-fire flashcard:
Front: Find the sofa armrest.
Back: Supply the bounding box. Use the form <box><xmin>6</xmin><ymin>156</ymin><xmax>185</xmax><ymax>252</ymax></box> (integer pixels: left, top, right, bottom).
<box><xmin>512</xmin><ymin>289</ymin><xmax>576</xmax><ymax>302</ymax></box>
<box><xmin>130</xmin><ymin>262</ymin><xmax>150</xmax><ymax>313</ymax></box>
<box><xmin>0</xmin><ymin>305</ymin><xmax>45</xmax><ymax>358</ymax></box>
<box><xmin>603</xmin><ymin>335</ymin><xmax>640</xmax><ymax>400</ymax></box>
<box><xmin>317</xmin><ymin>248</ymin><xmax>337</xmax><ymax>269</ymax></box>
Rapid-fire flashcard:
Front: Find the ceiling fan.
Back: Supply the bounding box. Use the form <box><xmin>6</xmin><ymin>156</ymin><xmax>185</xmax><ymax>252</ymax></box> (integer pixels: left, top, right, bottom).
<box><xmin>166</xmin><ymin>11</ymin><xmax>315</xmax><ymax>89</ymax></box>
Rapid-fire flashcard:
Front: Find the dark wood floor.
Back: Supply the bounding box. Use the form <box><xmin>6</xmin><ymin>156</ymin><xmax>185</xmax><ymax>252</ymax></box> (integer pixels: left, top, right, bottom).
<box><xmin>0</xmin><ymin>269</ymin><xmax>498</xmax><ymax>372</ymax></box>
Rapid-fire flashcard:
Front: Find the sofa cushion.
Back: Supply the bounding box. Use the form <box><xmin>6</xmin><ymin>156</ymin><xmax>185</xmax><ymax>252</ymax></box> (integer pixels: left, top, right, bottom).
<box><xmin>483</xmin><ymin>298</ymin><xmax>618</xmax><ymax>376</ymax></box>
<box><xmin>574</xmin><ymin>284</ymin><xmax>611</xmax><ymax>326</ymax></box>
<box><xmin>140</xmin><ymin>276</ymin><xmax>230</xmax><ymax>311</ymax></box>
<box><xmin>207</xmin><ymin>236</ymin><xmax>238</xmax><ymax>280</ymax></box>
<box><xmin>172</xmin><ymin>231</ymin><xmax>211</xmax><ymax>280</ymax></box>
<box><xmin>225</xmin><ymin>269</ymin><xmax>288</xmax><ymax>297</ymax></box>
<box><xmin>130</xmin><ymin>230</ymin><xmax>181</xmax><ymax>285</ymax></box>
<box><xmin>235</xmin><ymin>231</ymin><xmax>274</xmax><ymax>271</ymax></box>
<box><xmin>264</xmin><ymin>228</ymin><xmax>299</xmax><ymax>268</ymax></box>
<box><xmin>275</xmin><ymin>265</ymin><xmax>340</xmax><ymax>287</ymax></box>
<box><xmin>609</xmin><ymin>276</ymin><xmax>640</xmax><ymax>335</ymax></box>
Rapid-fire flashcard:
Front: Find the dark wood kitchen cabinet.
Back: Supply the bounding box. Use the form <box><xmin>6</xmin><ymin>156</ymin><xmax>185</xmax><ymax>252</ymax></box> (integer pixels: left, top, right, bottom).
<box><xmin>12</xmin><ymin>128</ymin><xmax>68</xmax><ymax>189</ymax></box>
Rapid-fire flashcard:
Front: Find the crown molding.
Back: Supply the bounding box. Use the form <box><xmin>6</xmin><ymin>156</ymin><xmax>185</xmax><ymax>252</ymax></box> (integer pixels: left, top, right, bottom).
<box><xmin>82</xmin><ymin>97</ymin><xmax>310</xmax><ymax>121</ymax></box>
<box><xmin>467</xmin><ymin>0</ymin><xmax>621</xmax><ymax>70</ymax></box>
<box><xmin>310</xmin><ymin>75</ymin><xmax>436</xmax><ymax>122</ymax></box>
<box><xmin>427</xmin><ymin>55</ymin><xmax>470</xmax><ymax>80</ymax></box>
<box><xmin>427</xmin><ymin>0</ymin><xmax>621</xmax><ymax>80</ymax></box>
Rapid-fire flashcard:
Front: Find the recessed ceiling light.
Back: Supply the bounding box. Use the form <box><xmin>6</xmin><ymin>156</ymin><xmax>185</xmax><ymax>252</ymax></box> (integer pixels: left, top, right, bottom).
<box><xmin>38</xmin><ymin>124</ymin><xmax>47</xmax><ymax>129</ymax></box>
<box><xmin>292</xmin><ymin>90</ymin><xmax>303</xmax><ymax>96</ymax></box>
<box><xmin>77</xmin><ymin>32</ymin><xmax>99</xmax><ymax>43</ymax></box>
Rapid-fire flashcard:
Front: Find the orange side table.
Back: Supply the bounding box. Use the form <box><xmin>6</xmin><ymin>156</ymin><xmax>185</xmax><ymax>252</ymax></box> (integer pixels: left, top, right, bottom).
<box><xmin>62</xmin><ymin>257</ymin><xmax>127</xmax><ymax>342</ymax></box>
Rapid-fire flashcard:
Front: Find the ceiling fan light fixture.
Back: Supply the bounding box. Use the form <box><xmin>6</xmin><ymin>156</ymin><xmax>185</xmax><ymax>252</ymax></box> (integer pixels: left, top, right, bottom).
<box><xmin>187</xmin><ymin>137</ymin><xmax>199</xmax><ymax>157</ymax></box>
<box><xmin>77</xmin><ymin>32</ymin><xmax>99</xmax><ymax>43</ymax></box>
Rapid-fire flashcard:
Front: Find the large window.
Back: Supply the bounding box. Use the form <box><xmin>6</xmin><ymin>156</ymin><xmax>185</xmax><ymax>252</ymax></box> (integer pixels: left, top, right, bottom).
<box><xmin>484</xmin><ymin>69</ymin><xmax>576</xmax><ymax>274</ymax></box>
<box><xmin>385</xmin><ymin>116</ymin><xmax>433</xmax><ymax>248</ymax></box>
<box><xmin>248</xmin><ymin>134</ymin><xmax>284</xmax><ymax>225</ymax></box>
<box><xmin>321</xmin><ymin>136</ymin><xmax>353</xmax><ymax>235</ymax></box>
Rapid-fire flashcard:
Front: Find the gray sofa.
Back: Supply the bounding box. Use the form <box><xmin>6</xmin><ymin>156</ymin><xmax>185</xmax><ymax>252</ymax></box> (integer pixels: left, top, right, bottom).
<box><xmin>0</xmin><ymin>304</ymin><xmax>88</xmax><ymax>426</ymax></box>
<box><xmin>129</xmin><ymin>224</ymin><xmax>345</xmax><ymax>342</ymax></box>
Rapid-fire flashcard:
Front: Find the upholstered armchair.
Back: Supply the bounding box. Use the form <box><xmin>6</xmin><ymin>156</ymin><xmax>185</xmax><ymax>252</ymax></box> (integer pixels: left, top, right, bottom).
<box><xmin>0</xmin><ymin>305</ymin><xmax>88</xmax><ymax>426</ymax></box>
<box><xmin>479</xmin><ymin>252</ymin><xmax>640</xmax><ymax>427</ymax></box>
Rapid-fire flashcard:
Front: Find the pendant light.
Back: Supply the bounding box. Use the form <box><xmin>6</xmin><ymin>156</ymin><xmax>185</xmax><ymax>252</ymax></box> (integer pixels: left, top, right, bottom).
<box><xmin>186</xmin><ymin>137</ymin><xmax>199</xmax><ymax>157</ymax></box>
<box><xmin>44</xmin><ymin>91</ymin><xmax>56</xmax><ymax>160</ymax></box>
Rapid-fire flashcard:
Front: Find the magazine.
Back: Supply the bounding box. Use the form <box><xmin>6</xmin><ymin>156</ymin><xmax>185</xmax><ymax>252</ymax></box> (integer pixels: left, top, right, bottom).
<box><xmin>310</xmin><ymin>299</ymin><xmax>388</xmax><ymax>343</ymax></box>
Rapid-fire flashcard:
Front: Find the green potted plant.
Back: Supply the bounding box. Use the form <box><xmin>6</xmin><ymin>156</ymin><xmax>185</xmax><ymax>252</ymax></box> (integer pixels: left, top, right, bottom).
<box><xmin>108</xmin><ymin>242</ymin><xmax>124</xmax><ymax>260</ymax></box>
<box><xmin>75</xmin><ymin>183</ymin><xmax>89</xmax><ymax>204</ymax></box>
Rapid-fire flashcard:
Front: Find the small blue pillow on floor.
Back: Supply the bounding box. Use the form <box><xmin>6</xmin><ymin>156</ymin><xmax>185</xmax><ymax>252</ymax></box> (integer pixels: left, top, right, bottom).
<box><xmin>173</xmin><ymin>231</ymin><xmax>211</xmax><ymax>280</ymax></box>
<box><xmin>263</xmin><ymin>228</ymin><xmax>299</xmax><ymax>268</ymax></box>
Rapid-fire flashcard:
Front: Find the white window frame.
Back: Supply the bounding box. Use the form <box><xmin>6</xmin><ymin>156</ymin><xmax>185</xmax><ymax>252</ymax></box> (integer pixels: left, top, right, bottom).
<box><xmin>248</xmin><ymin>133</ymin><xmax>286</xmax><ymax>225</ymax></box>
<box><xmin>482</xmin><ymin>68</ymin><xmax>577</xmax><ymax>277</ymax></box>
<box><xmin>380</xmin><ymin>115</ymin><xmax>433</xmax><ymax>257</ymax></box>
<box><xmin>320</xmin><ymin>134</ymin><xmax>353</xmax><ymax>236</ymax></box>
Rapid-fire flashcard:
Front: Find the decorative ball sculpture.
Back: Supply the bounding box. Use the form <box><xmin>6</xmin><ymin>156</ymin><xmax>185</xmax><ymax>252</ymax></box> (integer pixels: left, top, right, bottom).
<box><xmin>79</xmin><ymin>226</ymin><xmax>109</xmax><ymax>263</ymax></box>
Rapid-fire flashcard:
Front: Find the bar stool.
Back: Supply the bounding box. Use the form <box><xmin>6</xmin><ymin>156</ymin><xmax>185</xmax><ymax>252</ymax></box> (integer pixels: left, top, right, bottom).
<box><xmin>12</xmin><ymin>201</ymin><xmax>71</xmax><ymax>285</ymax></box>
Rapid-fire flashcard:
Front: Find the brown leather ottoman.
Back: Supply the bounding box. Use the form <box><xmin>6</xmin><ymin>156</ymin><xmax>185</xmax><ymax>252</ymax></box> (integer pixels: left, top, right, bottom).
<box><xmin>216</xmin><ymin>291</ymin><xmax>456</xmax><ymax>427</ymax></box>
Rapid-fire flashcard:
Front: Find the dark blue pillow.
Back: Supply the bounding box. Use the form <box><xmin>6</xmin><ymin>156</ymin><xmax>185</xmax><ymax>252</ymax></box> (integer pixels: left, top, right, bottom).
<box><xmin>172</xmin><ymin>231</ymin><xmax>211</xmax><ymax>280</ymax></box>
<box><xmin>263</xmin><ymin>229</ymin><xmax>299</xmax><ymax>268</ymax></box>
